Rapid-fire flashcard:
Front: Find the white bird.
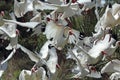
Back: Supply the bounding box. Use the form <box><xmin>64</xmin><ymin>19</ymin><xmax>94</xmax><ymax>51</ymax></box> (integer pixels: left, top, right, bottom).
<box><xmin>73</xmin><ymin>0</ymin><xmax>105</xmax><ymax>20</ymax></box>
<box><xmin>19</xmin><ymin>68</ymin><xmax>47</xmax><ymax>80</ymax></box>
<box><xmin>46</xmin><ymin>44</ymin><xmax>58</xmax><ymax>74</ymax></box>
<box><xmin>69</xmin><ymin>48</ymin><xmax>102</xmax><ymax>79</ymax></box>
<box><xmin>95</xmin><ymin>4</ymin><xmax>117</xmax><ymax>32</ymax></box>
<box><xmin>44</xmin><ymin>21</ymin><xmax>65</xmax><ymax>49</ymax></box>
<box><xmin>18</xmin><ymin>43</ymin><xmax>58</xmax><ymax>74</ymax></box>
<box><xmin>0</xmin><ymin>60</ymin><xmax>8</xmax><ymax>78</ymax></box>
<box><xmin>69</xmin><ymin>48</ymin><xmax>90</xmax><ymax>78</ymax></box>
<box><xmin>45</xmin><ymin>21</ymin><xmax>80</xmax><ymax>50</ymax></box>
<box><xmin>0</xmin><ymin>13</ymin><xmax>19</xmax><ymax>65</ymax></box>
<box><xmin>76</xmin><ymin>33</ymin><xmax>116</xmax><ymax>65</ymax></box>
<box><xmin>0</xmin><ymin>13</ymin><xmax>18</xmax><ymax>51</ymax></box>
<box><xmin>101</xmin><ymin>59</ymin><xmax>120</xmax><ymax>74</ymax></box>
<box><xmin>14</xmin><ymin>0</ymin><xmax>34</xmax><ymax>17</ymax></box>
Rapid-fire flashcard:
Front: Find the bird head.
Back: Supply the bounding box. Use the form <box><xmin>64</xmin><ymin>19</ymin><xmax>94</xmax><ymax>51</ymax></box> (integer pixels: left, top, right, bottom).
<box><xmin>0</xmin><ymin>11</ymin><xmax>5</xmax><ymax>17</ymax></box>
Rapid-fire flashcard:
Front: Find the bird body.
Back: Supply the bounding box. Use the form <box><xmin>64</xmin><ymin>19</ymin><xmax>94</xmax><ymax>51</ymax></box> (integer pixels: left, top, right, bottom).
<box><xmin>14</xmin><ymin>0</ymin><xmax>34</xmax><ymax>17</ymax></box>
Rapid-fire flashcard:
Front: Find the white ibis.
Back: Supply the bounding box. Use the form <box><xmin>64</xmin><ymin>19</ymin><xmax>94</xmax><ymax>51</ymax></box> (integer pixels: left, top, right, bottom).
<box><xmin>69</xmin><ymin>48</ymin><xmax>102</xmax><ymax>78</ymax></box>
<box><xmin>46</xmin><ymin>44</ymin><xmax>59</xmax><ymax>74</ymax></box>
<box><xmin>18</xmin><ymin>44</ymin><xmax>59</xmax><ymax>74</ymax></box>
<box><xmin>14</xmin><ymin>0</ymin><xmax>34</xmax><ymax>17</ymax></box>
<box><xmin>1</xmin><ymin>13</ymin><xmax>19</xmax><ymax>50</ymax></box>
<box><xmin>19</xmin><ymin>67</ymin><xmax>47</xmax><ymax>80</ymax></box>
<box><xmin>69</xmin><ymin>48</ymin><xmax>90</xmax><ymax>78</ymax></box>
<box><xmin>75</xmin><ymin>33</ymin><xmax>116</xmax><ymax>65</ymax></box>
<box><xmin>0</xmin><ymin>13</ymin><xmax>19</xmax><ymax>65</ymax></box>
<box><xmin>95</xmin><ymin>4</ymin><xmax>117</xmax><ymax>32</ymax></box>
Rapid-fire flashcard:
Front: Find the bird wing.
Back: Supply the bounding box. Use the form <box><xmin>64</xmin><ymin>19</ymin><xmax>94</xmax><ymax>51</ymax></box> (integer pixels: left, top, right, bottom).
<box><xmin>45</xmin><ymin>0</ymin><xmax>62</xmax><ymax>5</ymax></box>
<box><xmin>100</xmin><ymin>59</ymin><xmax>120</xmax><ymax>73</ymax></box>
<box><xmin>3</xmin><ymin>19</ymin><xmax>40</xmax><ymax>29</ymax></box>
<box><xmin>0</xmin><ymin>49</ymin><xmax>16</xmax><ymax>65</ymax></box>
<box><xmin>33</xmin><ymin>0</ymin><xmax>57</xmax><ymax>10</ymax></box>
<box><xmin>47</xmin><ymin>47</ymin><xmax>58</xmax><ymax>73</ymax></box>
<box><xmin>18</xmin><ymin>44</ymin><xmax>40</xmax><ymax>63</ymax></box>
<box><xmin>0</xmin><ymin>23</ymin><xmax>16</xmax><ymax>38</ymax></box>
<box><xmin>69</xmin><ymin>48</ymin><xmax>89</xmax><ymax>78</ymax></box>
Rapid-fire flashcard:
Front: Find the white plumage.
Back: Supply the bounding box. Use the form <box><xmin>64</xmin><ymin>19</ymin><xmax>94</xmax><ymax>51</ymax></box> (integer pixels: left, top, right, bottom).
<box><xmin>14</xmin><ymin>0</ymin><xmax>34</xmax><ymax>17</ymax></box>
<box><xmin>101</xmin><ymin>59</ymin><xmax>120</xmax><ymax>73</ymax></box>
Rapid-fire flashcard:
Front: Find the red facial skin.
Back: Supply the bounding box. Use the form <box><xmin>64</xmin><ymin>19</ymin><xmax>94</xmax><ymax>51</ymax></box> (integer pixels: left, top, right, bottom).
<box><xmin>72</xmin><ymin>0</ymin><xmax>77</xmax><ymax>3</ymax></box>
<box><xmin>69</xmin><ymin>30</ymin><xmax>73</xmax><ymax>35</ymax></box>
<box><xmin>0</xmin><ymin>11</ymin><xmax>4</xmax><ymax>16</ymax></box>
<box><xmin>46</xmin><ymin>17</ymin><xmax>51</xmax><ymax>22</ymax></box>
<box><xmin>90</xmin><ymin>66</ymin><xmax>96</xmax><ymax>72</ymax></box>
<box><xmin>16</xmin><ymin>29</ymin><xmax>20</xmax><ymax>36</ymax></box>
<box><xmin>56</xmin><ymin>64</ymin><xmax>61</xmax><ymax>69</ymax></box>
<box><xmin>101</xmin><ymin>51</ymin><xmax>107</xmax><ymax>55</ymax></box>
<box><xmin>31</xmin><ymin>67</ymin><xmax>37</xmax><ymax>73</ymax></box>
